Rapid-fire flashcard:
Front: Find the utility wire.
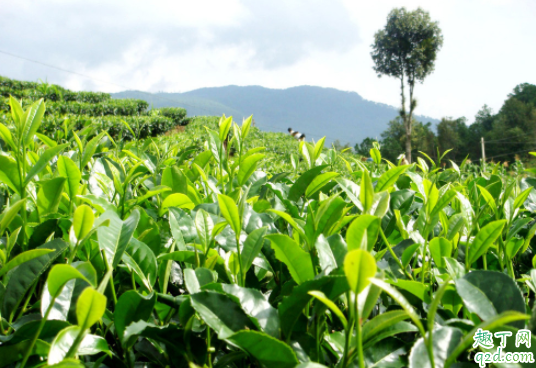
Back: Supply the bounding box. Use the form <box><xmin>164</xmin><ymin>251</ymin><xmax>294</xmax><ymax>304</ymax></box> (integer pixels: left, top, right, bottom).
<box><xmin>485</xmin><ymin>140</ymin><xmax>532</xmax><ymax>145</ymax></box>
<box><xmin>484</xmin><ymin>134</ymin><xmax>529</xmax><ymax>143</ymax></box>
<box><xmin>12</xmin><ymin>49</ymin><xmax>529</xmax><ymax>149</ymax></box>
<box><xmin>0</xmin><ymin>49</ymin><xmax>358</xmax><ymax>144</ymax></box>
<box><xmin>488</xmin><ymin>147</ymin><xmax>536</xmax><ymax>159</ymax></box>
<box><xmin>0</xmin><ymin>49</ymin><xmax>217</xmax><ymax>115</ymax></box>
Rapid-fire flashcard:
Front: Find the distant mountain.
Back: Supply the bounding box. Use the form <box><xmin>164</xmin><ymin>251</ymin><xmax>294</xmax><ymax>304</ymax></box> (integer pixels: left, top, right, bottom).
<box><xmin>112</xmin><ymin>85</ymin><xmax>439</xmax><ymax>145</ymax></box>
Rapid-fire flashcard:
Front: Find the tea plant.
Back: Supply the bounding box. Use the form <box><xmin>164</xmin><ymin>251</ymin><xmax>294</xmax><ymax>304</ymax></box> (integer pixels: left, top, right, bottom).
<box><xmin>0</xmin><ymin>80</ymin><xmax>535</xmax><ymax>368</ymax></box>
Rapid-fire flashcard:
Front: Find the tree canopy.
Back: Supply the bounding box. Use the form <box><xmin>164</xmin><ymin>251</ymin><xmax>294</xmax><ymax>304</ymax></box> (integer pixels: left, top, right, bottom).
<box><xmin>371</xmin><ymin>8</ymin><xmax>443</xmax><ymax>83</ymax></box>
<box><xmin>371</xmin><ymin>7</ymin><xmax>443</xmax><ymax>163</ymax></box>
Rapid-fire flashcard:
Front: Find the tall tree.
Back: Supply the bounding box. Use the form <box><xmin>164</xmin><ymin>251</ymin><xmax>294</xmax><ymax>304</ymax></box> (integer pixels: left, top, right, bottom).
<box><xmin>474</xmin><ymin>105</ymin><xmax>495</xmax><ymax>131</ymax></box>
<box><xmin>375</xmin><ymin>116</ymin><xmax>437</xmax><ymax>161</ymax></box>
<box><xmin>371</xmin><ymin>8</ymin><xmax>443</xmax><ymax>163</ymax></box>
<box><xmin>487</xmin><ymin>89</ymin><xmax>536</xmax><ymax>161</ymax></box>
<box><xmin>436</xmin><ymin>117</ymin><xmax>468</xmax><ymax>161</ymax></box>
<box><xmin>354</xmin><ymin>137</ymin><xmax>376</xmax><ymax>156</ymax></box>
<box><xmin>509</xmin><ymin>83</ymin><xmax>536</xmax><ymax>105</ymax></box>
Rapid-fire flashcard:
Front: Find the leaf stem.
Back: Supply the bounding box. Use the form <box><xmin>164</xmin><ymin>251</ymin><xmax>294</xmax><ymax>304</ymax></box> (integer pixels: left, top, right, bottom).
<box><xmin>162</xmin><ymin>241</ymin><xmax>176</xmax><ymax>295</ymax></box>
<box><xmin>68</xmin><ymin>239</ymin><xmax>81</xmax><ymax>264</ymax></box>
<box><xmin>102</xmin><ymin>251</ymin><xmax>117</xmax><ymax>305</ymax></box>
<box><xmin>355</xmin><ymin>292</ymin><xmax>365</xmax><ymax>368</ymax></box>
<box><xmin>341</xmin><ymin>291</ymin><xmax>353</xmax><ymax>368</ymax></box>
<box><xmin>379</xmin><ymin>227</ymin><xmax>413</xmax><ymax>280</ymax></box>
<box><xmin>236</xmin><ymin>234</ymin><xmax>244</xmax><ymax>287</ymax></box>
<box><xmin>20</xmin><ymin>296</ymin><xmax>55</xmax><ymax>368</ymax></box>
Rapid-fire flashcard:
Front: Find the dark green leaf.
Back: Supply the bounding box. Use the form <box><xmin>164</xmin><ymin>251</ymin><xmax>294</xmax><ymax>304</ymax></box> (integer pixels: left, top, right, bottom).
<box><xmin>227</xmin><ymin>330</ymin><xmax>298</xmax><ymax>368</ymax></box>
<box><xmin>0</xmin><ymin>248</ymin><xmax>54</xmax><ymax>278</ymax></box>
<box><xmin>204</xmin><ymin>283</ymin><xmax>280</xmax><ymax>337</ymax></box>
<box><xmin>455</xmin><ymin>278</ymin><xmax>497</xmax><ymax>321</ymax></box>
<box><xmin>57</xmin><ymin>155</ymin><xmax>81</xmax><ymax>200</ymax></box>
<box><xmin>409</xmin><ymin>326</ymin><xmax>463</xmax><ymax>368</ymax></box>
<box><xmin>346</xmin><ymin>215</ymin><xmax>380</xmax><ymax>252</ymax></box>
<box><xmin>278</xmin><ymin>276</ymin><xmax>348</xmax><ymax>338</ymax></box>
<box><xmin>96</xmin><ymin>209</ymin><xmax>140</xmax><ymax>268</ymax></box>
<box><xmin>363</xmin><ymin>310</ymin><xmax>411</xmax><ymax>343</ymax></box>
<box><xmin>190</xmin><ymin>290</ymin><xmax>256</xmax><ymax>339</ymax></box>
<box><xmin>114</xmin><ymin>291</ymin><xmax>156</xmax><ymax>342</ymax></box>
<box><xmin>288</xmin><ymin>165</ymin><xmax>328</xmax><ymax>202</ymax></box>
<box><xmin>2</xmin><ymin>239</ymin><xmax>68</xmax><ymax>318</ymax></box>
<box><xmin>123</xmin><ymin>238</ymin><xmax>158</xmax><ymax>291</ymax></box>
<box><xmin>375</xmin><ymin>165</ymin><xmax>410</xmax><ymax>193</ymax></box>
<box><xmin>241</xmin><ymin>227</ymin><xmax>268</xmax><ymax>274</ymax></box>
<box><xmin>462</xmin><ymin>270</ymin><xmax>526</xmax><ymax>328</ymax></box>
<box><xmin>266</xmin><ymin>234</ymin><xmax>315</xmax><ymax>285</ymax></box>
<box><xmin>305</xmin><ymin>172</ymin><xmax>339</xmax><ymax>197</ymax></box>
<box><xmin>37</xmin><ymin>177</ymin><xmax>66</xmax><ymax>216</ymax></box>
<box><xmin>467</xmin><ymin>220</ymin><xmax>506</xmax><ymax>265</ymax></box>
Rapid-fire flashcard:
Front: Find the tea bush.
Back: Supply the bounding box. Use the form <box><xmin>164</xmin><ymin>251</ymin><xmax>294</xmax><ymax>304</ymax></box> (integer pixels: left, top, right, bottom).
<box><xmin>0</xmin><ymin>77</ymin><xmax>186</xmax><ymax>140</ymax></box>
<box><xmin>39</xmin><ymin>114</ymin><xmax>178</xmax><ymax>140</ymax></box>
<box><xmin>0</xmin><ymin>83</ymin><xmax>535</xmax><ymax>368</ymax></box>
<box><xmin>155</xmin><ymin>107</ymin><xmax>188</xmax><ymax>126</ymax></box>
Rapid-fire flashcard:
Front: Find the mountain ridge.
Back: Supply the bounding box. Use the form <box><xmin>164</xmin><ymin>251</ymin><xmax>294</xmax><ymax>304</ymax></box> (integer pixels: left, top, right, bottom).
<box><xmin>112</xmin><ymin>85</ymin><xmax>439</xmax><ymax>145</ymax></box>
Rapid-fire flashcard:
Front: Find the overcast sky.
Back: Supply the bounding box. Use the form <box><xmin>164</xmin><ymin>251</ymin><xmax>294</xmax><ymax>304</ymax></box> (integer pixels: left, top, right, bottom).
<box><xmin>2</xmin><ymin>0</ymin><xmax>535</xmax><ymax>122</ymax></box>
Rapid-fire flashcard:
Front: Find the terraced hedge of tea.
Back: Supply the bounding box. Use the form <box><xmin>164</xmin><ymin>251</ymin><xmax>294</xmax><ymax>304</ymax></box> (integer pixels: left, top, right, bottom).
<box><xmin>1</xmin><ymin>82</ymin><xmax>536</xmax><ymax>368</ymax></box>
<box><xmin>0</xmin><ymin>76</ymin><xmax>187</xmax><ymax>139</ymax></box>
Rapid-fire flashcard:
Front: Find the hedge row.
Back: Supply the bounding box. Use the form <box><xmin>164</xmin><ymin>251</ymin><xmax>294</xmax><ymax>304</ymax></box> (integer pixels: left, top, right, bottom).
<box><xmin>0</xmin><ymin>86</ymin><xmax>112</xmax><ymax>104</ymax></box>
<box><xmin>44</xmin><ymin>99</ymin><xmax>149</xmax><ymax>117</ymax></box>
<box><xmin>0</xmin><ymin>98</ymin><xmax>148</xmax><ymax>117</ymax></box>
<box><xmin>0</xmin><ymin>76</ymin><xmax>39</xmax><ymax>90</ymax></box>
<box><xmin>0</xmin><ymin>76</ymin><xmax>189</xmax><ymax>132</ymax></box>
<box><xmin>153</xmin><ymin>107</ymin><xmax>187</xmax><ymax>125</ymax></box>
<box><xmin>40</xmin><ymin>114</ymin><xmax>178</xmax><ymax>139</ymax></box>
<box><xmin>1</xmin><ymin>101</ymin><xmax>189</xmax><ymax>127</ymax></box>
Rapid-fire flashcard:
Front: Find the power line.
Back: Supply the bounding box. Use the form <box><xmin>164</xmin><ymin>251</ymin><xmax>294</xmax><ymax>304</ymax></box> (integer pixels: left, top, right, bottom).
<box><xmin>484</xmin><ymin>134</ymin><xmax>529</xmax><ymax>143</ymax></box>
<box><xmin>0</xmin><ymin>49</ymin><xmax>362</xmax><ymax>144</ymax></box>
<box><xmin>11</xmin><ymin>49</ymin><xmax>530</xmax><ymax>150</ymax></box>
<box><xmin>0</xmin><ymin>49</ymin><xmax>217</xmax><ymax>115</ymax></box>
<box><xmin>488</xmin><ymin>147</ymin><xmax>536</xmax><ymax>159</ymax></box>
<box><xmin>486</xmin><ymin>141</ymin><xmax>528</xmax><ymax>145</ymax></box>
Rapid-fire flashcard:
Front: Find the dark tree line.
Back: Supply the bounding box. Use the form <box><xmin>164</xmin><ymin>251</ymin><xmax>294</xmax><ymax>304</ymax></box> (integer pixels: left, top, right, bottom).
<box><xmin>356</xmin><ymin>83</ymin><xmax>536</xmax><ymax>164</ymax></box>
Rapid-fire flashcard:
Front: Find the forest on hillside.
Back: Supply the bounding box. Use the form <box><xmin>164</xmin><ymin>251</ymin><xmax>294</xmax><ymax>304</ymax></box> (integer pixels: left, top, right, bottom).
<box><xmin>355</xmin><ymin>83</ymin><xmax>536</xmax><ymax>165</ymax></box>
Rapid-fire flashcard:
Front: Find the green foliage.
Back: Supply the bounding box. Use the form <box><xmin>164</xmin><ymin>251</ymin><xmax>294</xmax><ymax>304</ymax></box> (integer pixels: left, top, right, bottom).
<box><xmin>371</xmin><ymin>7</ymin><xmax>443</xmax><ymax>163</ymax></box>
<box><xmin>154</xmin><ymin>107</ymin><xmax>187</xmax><ymax>125</ymax></box>
<box><xmin>358</xmin><ymin>82</ymin><xmax>536</xmax><ymax>165</ymax></box>
<box><xmin>371</xmin><ymin>8</ymin><xmax>443</xmax><ymax>82</ymax></box>
<box><xmin>0</xmin><ymin>76</ymin><xmax>186</xmax><ymax>141</ymax></box>
<box><xmin>0</xmin><ymin>76</ymin><xmax>534</xmax><ymax>368</ymax></box>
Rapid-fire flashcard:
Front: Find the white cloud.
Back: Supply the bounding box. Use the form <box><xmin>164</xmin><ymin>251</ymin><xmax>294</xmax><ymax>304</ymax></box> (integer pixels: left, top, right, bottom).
<box><xmin>1</xmin><ymin>0</ymin><xmax>534</xmax><ymax>122</ymax></box>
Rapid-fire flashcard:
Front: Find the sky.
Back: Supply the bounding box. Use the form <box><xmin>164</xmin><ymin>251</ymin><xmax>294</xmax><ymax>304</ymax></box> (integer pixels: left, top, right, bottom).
<box><xmin>1</xmin><ymin>0</ymin><xmax>535</xmax><ymax>122</ymax></box>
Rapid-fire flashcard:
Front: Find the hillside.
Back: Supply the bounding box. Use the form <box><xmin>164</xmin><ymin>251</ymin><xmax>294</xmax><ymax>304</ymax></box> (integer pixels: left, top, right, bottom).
<box><xmin>112</xmin><ymin>85</ymin><xmax>439</xmax><ymax>146</ymax></box>
<box><xmin>0</xmin><ymin>75</ymin><xmax>362</xmax><ymax>169</ymax></box>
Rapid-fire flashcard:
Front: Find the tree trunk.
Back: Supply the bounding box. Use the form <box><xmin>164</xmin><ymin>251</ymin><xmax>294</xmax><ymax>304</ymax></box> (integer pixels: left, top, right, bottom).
<box><xmin>399</xmin><ymin>73</ymin><xmax>412</xmax><ymax>163</ymax></box>
<box><xmin>405</xmin><ymin>128</ymin><xmax>412</xmax><ymax>164</ymax></box>
<box><xmin>405</xmin><ymin>79</ymin><xmax>416</xmax><ymax>164</ymax></box>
